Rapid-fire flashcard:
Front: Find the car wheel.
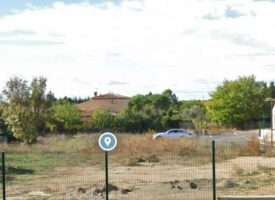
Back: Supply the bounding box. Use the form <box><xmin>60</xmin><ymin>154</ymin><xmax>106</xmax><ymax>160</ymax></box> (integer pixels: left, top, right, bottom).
<box><xmin>154</xmin><ymin>136</ymin><xmax>161</xmax><ymax>140</ymax></box>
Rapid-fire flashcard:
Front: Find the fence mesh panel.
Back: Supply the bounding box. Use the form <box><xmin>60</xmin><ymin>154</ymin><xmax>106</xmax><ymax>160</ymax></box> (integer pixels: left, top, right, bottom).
<box><xmin>215</xmin><ymin>143</ymin><xmax>275</xmax><ymax>198</ymax></box>
<box><xmin>5</xmin><ymin>152</ymin><xmax>104</xmax><ymax>200</ymax></box>
<box><xmin>1</xmin><ymin>144</ymin><xmax>275</xmax><ymax>199</ymax></box>
<box><xmin>4</xmin><ymin>151</ymin><xmax>213</xmax><ymax>200</ymax></box>
<box><xmin>0</xmin><ymin>152</ymin><xmax>3</xmax><ymax>199</ymax></box>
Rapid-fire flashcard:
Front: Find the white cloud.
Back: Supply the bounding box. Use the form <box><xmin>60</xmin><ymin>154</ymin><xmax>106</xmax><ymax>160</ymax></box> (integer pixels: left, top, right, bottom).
<box><xmin>0</xmin><ymin>0</ymin><xmax>275</xmax><ymax>99</ymax></box>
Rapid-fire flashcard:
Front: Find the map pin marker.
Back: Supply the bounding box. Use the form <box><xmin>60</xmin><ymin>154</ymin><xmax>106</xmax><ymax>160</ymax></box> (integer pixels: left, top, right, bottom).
<box><xmin>104</xmin><ymin>137</ymin><xmax>111</xmax><ymax>146</ymax></box>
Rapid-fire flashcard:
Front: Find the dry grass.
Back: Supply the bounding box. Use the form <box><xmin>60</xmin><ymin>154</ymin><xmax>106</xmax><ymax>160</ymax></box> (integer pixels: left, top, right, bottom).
<box><xmin>0</xmin><ymin>134</ymin><xmax>100</xmax><ymax>153</ymax></box>
<box><xmin>245</xmin><ymin>135</ymin><xmax>260</xmax><ymax>156</ymax></box>
<box><xmin>115</xmin><ymin>132</ymin><xmax>205</xmax><ymax>155</ymax></box>
<box><xmin>126</xmin><ymin>154</ymin><xmax>160</xmax><ymax>166</ymax></box>
<box><xmin>216</xmin><ymin>135</ymin><xmax>261</xmax><ymax>159</ymax></box>
<box><xmin>232</xmin><ymin>164</ymin><xmax>244</xmax><ymax>177</ymax></box>
<box><xmin>2</xmin><ymin>133</ymin><xmax>275</xmax><ymax>199</ymax></box>
<box><xmin>113</xmin><ymin>132</ymin><xmax>212</xmax><ymax>166</ymax></box>
<box><xmin>0</xmin><ymin>132</ymin><xmax>204</xmax><ymax>155</ymax></box>
<box><xmin>0</xmin><ymin>132</ymin><xmax>270</xmax><ymax>161</ymax></box>
<box><xmin>0</xmin><ymin>132</ymin><xmax>212</xmax><ymax>167</ymax></box>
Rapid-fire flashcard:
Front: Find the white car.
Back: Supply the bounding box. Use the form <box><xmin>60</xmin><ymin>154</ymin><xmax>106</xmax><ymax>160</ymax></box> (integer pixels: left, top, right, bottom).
<box><xmin>153</xmin><ymin>129</ymin><xmax>193</xmax><ymax>140</ymax></box>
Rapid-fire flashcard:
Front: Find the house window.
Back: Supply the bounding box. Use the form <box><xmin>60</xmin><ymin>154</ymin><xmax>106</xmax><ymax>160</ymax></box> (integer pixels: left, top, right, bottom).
<box><xmin>111</xmin><ymin>99</ymin><xmax>117</xmax><ymax>104</ymax></box>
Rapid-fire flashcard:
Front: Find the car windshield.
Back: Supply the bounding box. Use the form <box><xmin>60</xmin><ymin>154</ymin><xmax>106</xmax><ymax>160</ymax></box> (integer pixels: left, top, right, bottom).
<box><xmin>169</xmin><ymin>129</ymin><xmax>182</xmax><ymax>134</ymax></box>
<box><xmin>167</xmin><ymin>130</ymin><xmax>176</xmax><ymax>134</ymax></box>
<box><xmin>168</xmin><ymin>129</ymin><xmax>184</xmax><ymax>134</ymax></box>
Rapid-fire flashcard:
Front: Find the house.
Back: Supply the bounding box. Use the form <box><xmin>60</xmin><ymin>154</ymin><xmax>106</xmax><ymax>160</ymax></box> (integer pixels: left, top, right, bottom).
<box><xmin>76</xmin><ymin>92</ymin><xmax>129</xmax><ymax>118</ymax></box>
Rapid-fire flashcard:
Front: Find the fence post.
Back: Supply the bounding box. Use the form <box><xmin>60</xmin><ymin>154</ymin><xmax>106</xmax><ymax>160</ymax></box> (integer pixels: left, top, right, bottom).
<box><xmin>1</xmin><ymin>152</ymin><xmax>6</xmax><ymax>200</ymax></box>
<box><xmin>212</xmin><ymin>140</ymin><xmax>216</xmax><ymax>200</ymax></box>
<box><xmin>105</xmin><ymin>151</ymin><xmax>109</xmax><ymax>200</ymax></box>
<box><xmin>258</xmin><ymin>121</ymin><xmax>261</xmax><ymax>137</ymax></box>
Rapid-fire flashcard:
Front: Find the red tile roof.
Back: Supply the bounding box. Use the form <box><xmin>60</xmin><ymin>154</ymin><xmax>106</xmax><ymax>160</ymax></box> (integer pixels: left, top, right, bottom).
<box><xmin>76</xmin><ymin>93</ymin><xmax>129</xmax><ymax>117</ymax></box>
<box><xmin>92</xmin><ymin>93</ymin><xmax>129</xmax><ymax>100</ymax></box>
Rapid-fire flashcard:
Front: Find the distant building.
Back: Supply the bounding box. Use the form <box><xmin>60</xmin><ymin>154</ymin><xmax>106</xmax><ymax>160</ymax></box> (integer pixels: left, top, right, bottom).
<box><xmin>76</xmin><ymin>92</ymin><xmax>129</xmax><ymax>118</ymax></box>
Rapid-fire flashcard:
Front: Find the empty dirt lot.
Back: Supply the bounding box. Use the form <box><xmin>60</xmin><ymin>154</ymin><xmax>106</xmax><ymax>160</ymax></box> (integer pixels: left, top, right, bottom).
<box><xmin>5</xmin><ymin>155</ymin><xmax>275</xmax><ymax>200</ymax></box>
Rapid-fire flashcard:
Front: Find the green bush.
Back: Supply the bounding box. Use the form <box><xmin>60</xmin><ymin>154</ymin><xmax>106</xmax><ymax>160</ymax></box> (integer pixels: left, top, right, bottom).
<box><xmin>91</xmin><ymin>108</ymin><xmax>114</xmax><ymax>130</ymax></box>
<box><xmin>50</xmin><ymin>101</ymin><xmax>83</xmax><ymax>133</ymax></box>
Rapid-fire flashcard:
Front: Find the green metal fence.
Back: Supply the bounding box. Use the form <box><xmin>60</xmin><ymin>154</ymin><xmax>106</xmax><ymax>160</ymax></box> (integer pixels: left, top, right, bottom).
<box><xmin>1</xmin><ymin>143</ymin><xmax>275</xmax><ymax>200</ymax></box>
<box><xmin>215</xmin><ymin>145</ymin><xmax>275</xmax><ymax>198</ymax></box>
<box><xmin>0</xmin><ymin>152</ymin><xmax>5</xmax><ymax>200</ymax></box>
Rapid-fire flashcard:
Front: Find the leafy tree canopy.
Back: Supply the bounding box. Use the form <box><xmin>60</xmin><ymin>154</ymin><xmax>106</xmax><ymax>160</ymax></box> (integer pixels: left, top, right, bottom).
<box><xmin>205</xmin><ymin>75</ymin><xmax>269</xmax><ymax>126</ymax></box>
<box><xmin>1</xmin><ymin>76</ymin><xmax>49</xmax><ymax>143</ymax></box>
<box><xmin>51</xmin><ymin>100</ymin><xmax>82</xmax><ymax>133</ymax></box>
<box><xmin>91</xmin><ymin>108</ymin><xmax>114</xmax><ymax>130</ymax></box>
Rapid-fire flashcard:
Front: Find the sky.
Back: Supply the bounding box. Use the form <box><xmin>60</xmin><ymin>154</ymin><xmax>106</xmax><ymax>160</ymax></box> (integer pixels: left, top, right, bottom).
<box><xmin>0</xmin><ymin>0</ymin><xmax>275</xmax><ymax>100</ymax></box>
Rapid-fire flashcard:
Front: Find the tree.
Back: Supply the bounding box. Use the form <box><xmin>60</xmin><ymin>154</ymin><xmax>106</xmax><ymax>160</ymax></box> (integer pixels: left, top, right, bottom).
<box><xmin>51</xmin><ymin>101</ymin><xmax>82</xmax><ymax>133</ymax></box>
<box><xmin>91</xmin><ymin>108</ymin><xmax>114</xmax><ymax>130</ymax></box>
<box><xmin>180</xmin><ymin>100</ymin><xmax>206</xmax><ymax>121</ymax></box>
<box><xmin>128</xmin><ymin>94</ymin><xmax>147</xmax><ymax>111</ymax></box>
<box><xmin>2</xmin><ymin>77</ymin><xmax>35</xmax><ymax>143</ymax></box>
<box><xmin>2</xmin><ymin>105</ymin><xmax>36</xmax><ymax>143</ymax></box>
<box><xmin>269</xmin><ymin>81</ymin><xmax>275</xmax><ymax>98</ymax></box>
<box><xmin>179</xmin><ymin>100</ymin><xmax>207</xmax><ymax>135</ymax></box>
<box><xmin>0</xmin><ymin>97</ymin><xmax>8</xmax><ymax>135</ymax></box>
<box><xmin>115</xmin><ymin>109</ymin><xmax>144</xmax><ymax>132</ymax></box>
<box><xmin>162</xmin><ymin>89</ymin><xmax>178</xmax><ymax>105</ymax></box>
<box><xmin>147</xmin><ymin>94</ymin><xmax>171</xmax><ymax>110</ymax></box>
<box><xmin>1</xmin><ymin>76</ymin><xmax>49</xmax><ymax>143</ymax></box>
<box><xmin>30</xmin><ymin>77</ymin><xmax>48</xmax><ymax>133</ymax></box>
<box><xmin>205</xmin><ymin>75</ymin><xmax>269</xmax><ymax>126</ymax></box>
<box><xmin>0</xmin><ymin>116</ymin><xmax>6</xmax><ymax>135</ymax></box>
<box><xmin>123</xmin><ymin>89</ymin><xmax>180</xmax><ymax>131</ymax></box>
<box><xmin>59</xmin><ymin>96</ymin><xmax>90</xmax><ymax>104</ymax></box>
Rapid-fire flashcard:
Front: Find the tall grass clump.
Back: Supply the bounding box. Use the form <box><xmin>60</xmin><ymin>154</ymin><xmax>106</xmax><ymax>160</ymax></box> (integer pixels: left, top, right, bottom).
<box><xmin>112</xmin><ymin>132</ymin><xmax>211</xmax><ymax>166</ymax></box>
<box><xmin>115</xmin><ymin>132</ymin><xmax>206</xmax><ymax>155</ymax></box>
<box><xmin>0</xmin><ymin>134</ymin><xmax>100</xmax><ymax>153</ymax></box>
<box><xmin>231</xmin><ymin>135</ymin><xmax>260</xmax><ymax>156</ymax></box>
